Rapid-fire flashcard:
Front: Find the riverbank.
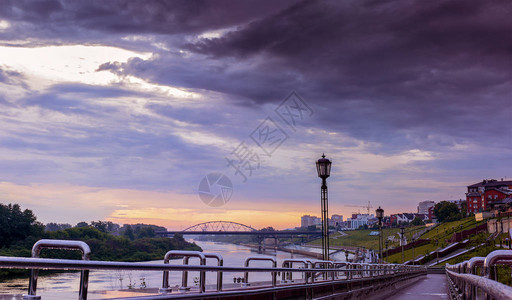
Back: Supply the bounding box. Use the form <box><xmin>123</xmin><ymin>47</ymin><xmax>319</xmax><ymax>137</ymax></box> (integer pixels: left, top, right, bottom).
<box><xmin>240</xmin><ymin>243</ymin><xmax>323</xmax><ymax>259</ymax></box>
<box><xmin>0</xmin><ymin>240</ymin><xmax>314</xmax><ymax>297</ymax></box>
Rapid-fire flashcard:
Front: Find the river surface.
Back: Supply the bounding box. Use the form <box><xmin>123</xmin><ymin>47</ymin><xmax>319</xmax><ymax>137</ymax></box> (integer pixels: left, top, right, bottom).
<box><xmin>0</xmin><ymin>240</ymin><xmax>351</xmax><ymax>297</ymax></box>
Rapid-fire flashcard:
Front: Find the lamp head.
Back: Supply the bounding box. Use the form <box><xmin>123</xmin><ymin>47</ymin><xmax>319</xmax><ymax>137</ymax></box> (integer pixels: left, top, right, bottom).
<box><xmin>316</xmin><ymin>153</ymin><xmax>332</xmax><ymax>179</ymax></box>
<box><xmin>375</xmin><ymin>206</ymin><xmax>384</xmax><ymax>220</ymax></box>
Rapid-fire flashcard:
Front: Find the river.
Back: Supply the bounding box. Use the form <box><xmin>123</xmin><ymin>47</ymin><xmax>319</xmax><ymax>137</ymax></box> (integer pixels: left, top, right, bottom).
<box><xmin>0</xmin><ymin>240</ymin><xmax>353</xmax><ymax>298</ymax></box>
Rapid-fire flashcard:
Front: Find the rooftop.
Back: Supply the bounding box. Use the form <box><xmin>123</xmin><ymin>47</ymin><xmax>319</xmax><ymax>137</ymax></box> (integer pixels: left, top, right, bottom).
<box><xmin>467</xmin><ymin>179</ymin><xmax>512</xmax><ymax>188</ymax></box>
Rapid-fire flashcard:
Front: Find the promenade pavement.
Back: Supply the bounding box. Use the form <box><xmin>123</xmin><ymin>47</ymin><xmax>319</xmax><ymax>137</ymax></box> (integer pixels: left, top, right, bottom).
<box><xmin>389</xmin><ymin>274</ymin><xmax>449</xmax><ymax>299</ymax></box>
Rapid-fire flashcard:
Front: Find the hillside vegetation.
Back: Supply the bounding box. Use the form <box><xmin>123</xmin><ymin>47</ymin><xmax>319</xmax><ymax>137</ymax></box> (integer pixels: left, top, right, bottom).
<box><xmin>0</xmin><ymin>203</ymin><xmax>201</xmax><ymax>280</ymax></box>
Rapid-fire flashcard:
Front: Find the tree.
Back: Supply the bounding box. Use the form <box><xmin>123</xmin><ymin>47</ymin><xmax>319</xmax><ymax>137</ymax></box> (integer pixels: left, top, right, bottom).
<box><xmin>75</xmin><ymin>221</ymin><xmax>89</xmax><ymax>228</ymax></box>
<box><xmin>123</xmin><ymin>226</ymin><xmax>135</xmax><ymax>240</ymax></box>
<box><xmin>91</xmin><ymin>221</ymin><xmax>108</xmax><ymax>232</ymax></box>
<box><xmin>411</xmin><ymin>217</ymin><xmax>425</xmax><ymax>226</ymax></box>
<box><xmin>260</xmin><ymin>227</ymin><xmax>275</xmax><ymax>232</ymax></box>
<box><xmin>45</xmin><ymin>223</ymin><xmax>72</xmax><ymax>231</ymax></box>
<box><xmin>433</xmin><ymin>201</ymin><xmax>461</xmax><ymax>223</ymax></box>
<box><xmin>105</xmin><ymin>221</ymin><xmax>120</xmax><ymax>233</ymax></box>
<box><xmin>0</xmin><ymin>203</ymin><xmax>44</xmax><ymax>248</ymax></box>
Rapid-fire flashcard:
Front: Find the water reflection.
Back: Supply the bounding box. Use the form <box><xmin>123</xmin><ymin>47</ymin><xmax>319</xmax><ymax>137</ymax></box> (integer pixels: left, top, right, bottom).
<box><xmin>0</xmin><ymin>240</ymin><xmax>326</xmax><ymax>296</ymax></box>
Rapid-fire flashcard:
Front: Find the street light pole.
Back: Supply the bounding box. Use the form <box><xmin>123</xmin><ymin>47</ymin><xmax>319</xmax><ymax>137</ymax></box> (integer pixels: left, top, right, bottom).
<box><xmin>376</xmin><ymin>206</ymin><xmax>384</xmax><ymax>264</ymax></box>
<box><xmin>411</xmin><ymin>238</ymin><xmax>415</xmax><ymax>265</ymax></box>
<box><xmin>385</xmin><ymin>240</ymin><xmax>389</xmax><ymax>261</ymax></box>
<box><xmin>400</xmin><ymin>226</ymin><xmax>405</xmax><ymax>264</ymax></box>
<box><xmin>316</xmin><ymin>154</ymin><xmax>332</xmax><ymax>261</ymax></box>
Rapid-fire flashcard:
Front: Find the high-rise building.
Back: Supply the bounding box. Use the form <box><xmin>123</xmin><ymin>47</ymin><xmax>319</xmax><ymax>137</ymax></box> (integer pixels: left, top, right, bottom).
<box><xmin>301</xmin><ymin>214</ymin><xmax>343</xmax><ymax>228</ymax></box>
<box><xmin>417</xmin><ymin>201</ymin><xmax>435</xmax><ymax>214</ymax></box>
<box><xmin>301</xmin><ymin>215</ymin><xmax>321</xmax><ymax>228</ymax></box>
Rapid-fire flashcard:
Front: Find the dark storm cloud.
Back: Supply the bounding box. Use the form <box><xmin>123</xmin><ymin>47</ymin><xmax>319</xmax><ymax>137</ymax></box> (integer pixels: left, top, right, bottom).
<box><xmin>97</xmin><ymin>55</ymin><xmax>302</xmax><ymax>105</ymax></box>
<box><xmin>186</xmin><ymin>0</ymin><xmax>512</xmax><ymax>101</ymax></box>
<box><xmin>0</xmin><ymin>0</ymin><xmax>297</xmax><ymax>40</ymax></box>
<box><xmin>113</xmin><ymin>0</ymin><xmax>510</xmax><ymax>151</ymax></box>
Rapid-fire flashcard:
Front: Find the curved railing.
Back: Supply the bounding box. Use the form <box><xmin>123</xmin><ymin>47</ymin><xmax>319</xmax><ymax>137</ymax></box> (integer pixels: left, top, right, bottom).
<box><xmin>0</xmin><ymin>239</ymin><xmax>427</xmax><ymax>300</ymax></box>
<box><xmin>446</xmin><ymin>250</ymin><xmax>512</xmax><ymax>299</ymax></box>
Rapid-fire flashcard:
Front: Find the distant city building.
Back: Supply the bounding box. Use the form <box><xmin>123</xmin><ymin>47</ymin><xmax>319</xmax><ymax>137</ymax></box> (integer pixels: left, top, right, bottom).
<box><xmin>331</xmin><ymin>214</ymin><xmax>343</xmax><ymax>226</ymax></box>
<box><xmin>417</xmin><ymin>201</ymin><xmax>435</xmax><ymax>214</ymax></box>
<box><xmin>390</xmin><ymin>213</ymin><xmax>429</xmax><ymax>224</ymax></box>
<box><xmin>466</xmin><ymin>179</ymin><xmax>512</xmax><ymax>213</ymax></box>
<box><xmin>301</xmin><ymin>215</ymin><xmax>321</xmax><ymax>228</ymax></box>
<box><xmin>301</xmin><ymin>214</ymin><xmax>343</xmax><ymax>228</ymax></box>
<box><xmin>346</xmin><ymin>214</ymin><xmax>375</xmax><ymax>229</ymax></box>
<box><xmin>428</xmin><ymin>206</ymin><xmax>435</xmax><ymax>220</ymax></box>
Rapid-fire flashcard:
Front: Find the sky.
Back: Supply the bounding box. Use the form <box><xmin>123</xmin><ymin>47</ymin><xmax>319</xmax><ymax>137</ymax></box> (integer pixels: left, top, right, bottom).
<box><xmin>0</xmin><ymin>0</ymin><xmax>510</xmax><ymax>230</ymax></box>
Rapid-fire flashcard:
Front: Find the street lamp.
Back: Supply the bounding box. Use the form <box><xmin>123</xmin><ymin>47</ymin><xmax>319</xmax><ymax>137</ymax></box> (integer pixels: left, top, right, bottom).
<box><xmin>400</xmin><ymin>226</ymin><xmax>405</xmax><ymax>264</ymax></box>
<box><xmin>385</xmin><ymin>240</ymin><xmax>389</xmax><ymax>261</ymax></box>
<box><xmin>316</xmin><ymin>153</ymin><xmax>332</xmax><ymax>261</ymax></box>
<box><xmin>376</xmin><ymin>206</ymin><xmax>384</xmax><ymax>263</ymax></box>
<box><xmin>411</xmin><ymin>238</ymin><xmax>416</xmax><ymax>265</ymax></box>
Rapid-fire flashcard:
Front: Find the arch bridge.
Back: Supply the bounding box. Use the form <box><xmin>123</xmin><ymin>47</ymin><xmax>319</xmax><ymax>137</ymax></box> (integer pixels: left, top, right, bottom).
<box><xmin>155</xmin><ymin>220</ymin><xmax>323</xmax><ymax>252</ymax></box>
<box><xmin>155</xmin><ymin>220</ymin><xmax>321</xmax><ymax>237</ymax></box>
<box><xmin>181</xmin><ymin>221</ymin><xmax>257</xmax><ymax>232</ymax></box>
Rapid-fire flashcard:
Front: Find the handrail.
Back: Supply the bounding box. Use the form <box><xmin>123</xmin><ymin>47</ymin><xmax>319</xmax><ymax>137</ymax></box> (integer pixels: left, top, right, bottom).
<box><xmin>313</xmin><ymin>260</ymin><xmax>333</xmax><ymax>281</ymax></box>
<box><xmin>483</xmin><ymin>250</ymin><xmax>512</xmax><ymax>280</ymax></box>
<box><xmin>446</xmin><ymin>250</ymin><xmax>512</xmax><ymax>299</ymax></box>
<box><xmin>281</xmin><ymin>259</ymin><xmax>310</xmax><ymax>283</ymax></box>
<box><xmin>161</xmin><ymin>251</ymin><xmax>206</xmax><ymax>293</ymax></box>
<box><xmin>2</xmin><ymin>256</ymin><xmax>415</xmax><ymax>273</ymax></box>
<box><xmin>203</xmin><ymin>253</ymin><xmax>223</xmax><ymax>291</ymax></box>
<box><xmin>0</xmin><ymin>238</ymin><xmax>428</xmax><ymax>300</ymax></box>
<box><xmin>466</xmin><ymin>256</ymin><xmax>485</xmax><ymax>275</ymax></box>
<box><xmin>26</xmin><ymin>239</ymin><xmax>91</xmax><ymax>300</ymax></box>
<box><xmin>244</xmin><ymin>255</ymin><xmax>277</xmax><ymax>287</ymax></box>
<box><xmin>446</xmin><ymin>269</ymin><xmax>512</xmax><ymax>300</ymax></box>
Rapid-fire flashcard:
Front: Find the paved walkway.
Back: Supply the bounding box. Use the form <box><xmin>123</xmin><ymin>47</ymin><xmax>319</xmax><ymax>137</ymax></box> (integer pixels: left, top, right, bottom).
<box><xmin>389</xmin><ymin>274</ymin><xmax>449</xmax><ymax>299</ymax></box>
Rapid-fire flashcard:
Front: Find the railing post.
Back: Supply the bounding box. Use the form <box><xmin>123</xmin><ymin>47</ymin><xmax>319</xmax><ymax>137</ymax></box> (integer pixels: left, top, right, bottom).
<box><xmin>282</xmin><ymin>259</ymin><xmax>309</xmax><ymax>283</ymax></box>
<box><xmin>203</xmin><ymin>253</ymin><xmax>223</xmax><ymax>292</ymax></box>
<box><xmin>161</xmin><ymin>251</ymin><xmax>206</xmax><ymax>293</ymax></box>
<box><xmin>244</xmin><ymin>256</ymin><xmax>277</xmax><ymax>287</ymax></box>
<box><xmin>24</xmin><ymin>239</ymin><xmax>91</xmax><ymax>300</ymax></box>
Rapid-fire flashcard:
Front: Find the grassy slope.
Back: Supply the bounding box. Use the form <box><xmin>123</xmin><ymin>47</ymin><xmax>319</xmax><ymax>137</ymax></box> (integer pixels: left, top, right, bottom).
<box><xmin>386</xmin><ymin>217</ymin><xmax>488</xmax><ymax>264</ymax></box>
<box><xmin>308</xmin><ymin>226</ymin><xmax>425</xmax><ymax>250</ymax></box>
<box><xmin>308</xmin><ymin>217</ymin><xmax>489</xmax><ymax>265</ymax></box>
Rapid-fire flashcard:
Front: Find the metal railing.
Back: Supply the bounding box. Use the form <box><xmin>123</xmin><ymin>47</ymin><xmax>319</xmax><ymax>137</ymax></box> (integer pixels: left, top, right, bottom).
<box><xmin>161</xmin><ymin>250</ymin><xmax>206</xmax><ymax>293</ymax></box>
<box><xmin>243</xmin><ymin>255</ymin><xmax>277</xmax><ymax>287</ymax></box>
<box><xmin>446</xmin><ymin>250</ymin><xmax>512</xmax><ymax>299</ymax></box>
<box><xmin>26</xmin><ymin>239</ymin><xmax>91</xmax><ymax>300</ymax></box>
<box><xmin>0</xmin><ymin>239</ymin><xmax>428</xmax><ymax>300</ymax></box>
<box><xmin>281</xmin><ymin>258</ymin><xmax>311</xmax><ymax>283</ymax></box>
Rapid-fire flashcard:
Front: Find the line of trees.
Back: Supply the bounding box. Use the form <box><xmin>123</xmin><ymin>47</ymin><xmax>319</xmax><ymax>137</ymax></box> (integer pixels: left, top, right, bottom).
<box><xmin>0</xmin><ymin>202</ymin><xmax>201</xmax><ymax>279</ymax></box>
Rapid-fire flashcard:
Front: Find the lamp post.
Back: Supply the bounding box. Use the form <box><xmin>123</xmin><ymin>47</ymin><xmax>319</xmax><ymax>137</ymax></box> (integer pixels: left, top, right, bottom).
<box><xmin>400</xmin><ymin>226</ymin><xmax>405</xmax><ymax>264</ymax></box>
<box><xmin>345</xmin><ymin>250</ymin><xmax>349</xmax><ymax>262</ymax></box>
<box><xmin>376</xmin><ymin>206</ymin><xmax>384</xmax><ymax>263</ymax></box>
<box><xmin>411</xmin><ymin>238</ymin><xmax>416</xmax><ymax>265</ymax></box>
<box><xmin>385</xmin><ymin>240</ymin><xmax>389</xmax><ymax>260</ymax></box>
<box><xmin>499</xmin><ymin>211</ymin><xmax>503</xmax><ymax>234</ymax></box>
<box><xmin>316</xmin><ymin>154</ymin><xmax>332</xmax><ymax>261</ymax></box>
